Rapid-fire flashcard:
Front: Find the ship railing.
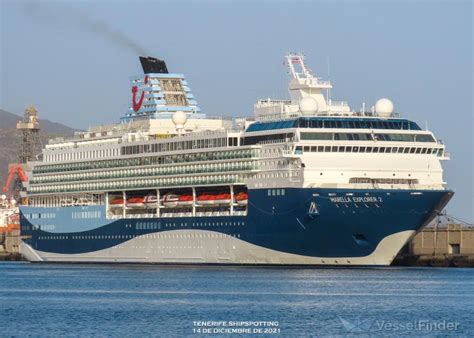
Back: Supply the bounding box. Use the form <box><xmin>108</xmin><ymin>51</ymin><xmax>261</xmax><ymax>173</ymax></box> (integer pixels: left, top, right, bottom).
<box><xmin>107</xmin><ymin>210</ymin><xmax>248</xmax><ymax>219</ymax></box>
<box><xmin>328</xmin><ymin>100</ymin><xmax>349</xmax><ymax>107</ymax></box>
<box><xmin>351</xmin><ymin>112</ymin><xmax>401</xmax><ymax>118</ymax></box>
<box><xmin>124</xmin><ymin>213</ymin><xmax>156</xmax><ymax>219</ymax></box>
<box><xmin>255</xmin><ymin>99</ymin><xmax>291</xmax><ymax>107</ymax></box>
<box><xmin>302</xmin><ymin>78</ymin><xmax>331</xmax><ymax>87</ymax></box>
<box><xmin>201</xmin><ymin>115</ymin><xmax>234</xmax><ymax>121</ymax></box>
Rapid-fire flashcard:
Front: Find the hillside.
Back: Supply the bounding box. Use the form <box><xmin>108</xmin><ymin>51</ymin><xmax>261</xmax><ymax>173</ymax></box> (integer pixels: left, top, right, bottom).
<box><xmin>0</xmin><ymin>109</ymin><xmax>77</xmax><ymax>134</ymax></box>
<box><xmin>0</xmin><ymin>109</ymin><xmax>79</xmax><ymax>189</ymax></box>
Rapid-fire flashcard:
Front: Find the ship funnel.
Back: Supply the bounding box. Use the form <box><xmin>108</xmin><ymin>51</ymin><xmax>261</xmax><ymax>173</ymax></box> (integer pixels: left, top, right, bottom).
<box><xmin>139</xmin><ymin>56</ymin><xmax>168</xmax><ymax>74</ymax></box>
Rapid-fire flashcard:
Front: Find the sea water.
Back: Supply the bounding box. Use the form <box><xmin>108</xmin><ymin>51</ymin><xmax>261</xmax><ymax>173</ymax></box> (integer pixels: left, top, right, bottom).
<box><xmin>0</xmin><ymin>262</ymin><xmax>472</xmax><ymax>336</ymax></box>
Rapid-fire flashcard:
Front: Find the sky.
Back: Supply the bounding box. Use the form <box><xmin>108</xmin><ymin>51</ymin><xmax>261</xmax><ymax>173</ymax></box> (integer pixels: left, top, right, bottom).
<box><xmin>0</xmin><ymin>0</ymin><xmax>472</xmax><ymax>222</ymax></box>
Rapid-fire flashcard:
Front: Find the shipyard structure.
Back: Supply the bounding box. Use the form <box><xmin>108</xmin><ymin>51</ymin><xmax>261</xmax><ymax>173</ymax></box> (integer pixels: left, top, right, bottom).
<box><xmin>19</xmin><ymin>55</ymin><xmax>453</xmax><ymax>265</ymax></box>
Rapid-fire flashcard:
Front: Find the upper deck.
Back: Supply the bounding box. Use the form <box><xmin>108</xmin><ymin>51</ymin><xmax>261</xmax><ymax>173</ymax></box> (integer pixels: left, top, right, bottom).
<box><xmin>245</xmin><ymin>116</ymin><xmax>422</xmax><ymax>133</ymax></box>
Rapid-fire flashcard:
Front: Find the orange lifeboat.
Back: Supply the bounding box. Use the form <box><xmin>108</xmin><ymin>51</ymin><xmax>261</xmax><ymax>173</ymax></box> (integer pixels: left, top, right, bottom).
<box><xmin>162</xmin><ymin>194</ymin><xmax>180</xmax><ymax>208</ymax></box>
<box><xmin>110</xmin><ymin>198</ymin><xmax>124</xmax><ymax>207</ymax></box>
<box><xmin>196</xmin><ymin>194</ymin><xmax>216</xmax><ymax>206</ymax></box>
<box><xmin>126</xmin><ymin>197</ymin><xmax>145</xmax><ymax>209</ymax></box>
<box><xmin>177</xmin><ymin>195</ymin><xmax>193</xmax><ymax>206</ymax></box>
<box><xmin>234</xmin><ymin>192</ymin><xmax>248</xmax><ymax>206</ymax></box>
<box><xmin>215</xmin><ymin>193</ymin><xmax>232</xmax><ymax>205</ymax></box>
<box><xmin>144</xmin><ymin>195</ymin><xmax>158</xmax><ymax>208</ymax></box>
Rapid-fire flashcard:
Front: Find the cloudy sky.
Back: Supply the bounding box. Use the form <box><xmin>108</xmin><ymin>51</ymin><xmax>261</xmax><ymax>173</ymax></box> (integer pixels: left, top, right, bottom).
<box><xmin>1</xmin><ymin>0</ymin><xmax>472</xmax><ymax>222</ymax></box>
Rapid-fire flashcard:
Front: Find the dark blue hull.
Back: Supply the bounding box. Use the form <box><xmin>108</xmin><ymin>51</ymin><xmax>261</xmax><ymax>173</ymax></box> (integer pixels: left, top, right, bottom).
<box><xmin>19</xmin><ymin>188</ymin><xmax>453</xmax><ymax>265</ymax></box>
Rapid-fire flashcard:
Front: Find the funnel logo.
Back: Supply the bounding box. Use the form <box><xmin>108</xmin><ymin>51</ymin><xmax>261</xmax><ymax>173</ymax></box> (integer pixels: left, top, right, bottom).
<box><xmin>338</xmin><ymin>316</ymin><xmax>374</xmax><ymax>333</ymax></box>
<box><xmin>131</xmin><ymin>75</ymin><xmax>149</xmax><ymax>111</ymax></box>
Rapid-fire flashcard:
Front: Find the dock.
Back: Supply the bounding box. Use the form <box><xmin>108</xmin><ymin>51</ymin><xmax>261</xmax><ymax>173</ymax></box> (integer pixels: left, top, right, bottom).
<box><xmin>394</xmin><ymin>223</ymin><xmax>474</xmax><ymax>267</ymax></box>
<box><xmin>0</xmin><ymin>228</ymin><xmax>23</xmax><ymax>260</ymax></box>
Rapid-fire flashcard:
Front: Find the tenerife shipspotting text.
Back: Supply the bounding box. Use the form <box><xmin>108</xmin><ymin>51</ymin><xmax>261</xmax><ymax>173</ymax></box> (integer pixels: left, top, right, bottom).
<box><xmin>192</xmin><ymin>321</ymin><xmax>280</xmax><ymax>335</ymax></box>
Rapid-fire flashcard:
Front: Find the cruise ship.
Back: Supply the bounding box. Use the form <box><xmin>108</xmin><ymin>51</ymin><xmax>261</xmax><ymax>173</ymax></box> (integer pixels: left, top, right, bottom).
<box><xmin>19</xmin><ymin>54</ymin><xmax>453</xmax><ymax>265</ymax></box>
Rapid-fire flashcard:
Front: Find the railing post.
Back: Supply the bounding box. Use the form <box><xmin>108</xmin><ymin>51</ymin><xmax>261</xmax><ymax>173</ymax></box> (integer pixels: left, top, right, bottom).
<box><xmin>230</xmin><ymin>185</ymin><xmax>234</xmax><ymax>216</ymax></box>
<box><xmin>192</xmin><ymin>186</ymin><xmax>196</xmax><ymax>216</ymax></box>
<box><xmin>156</xmin><ymin>189</ymin><xmax>160</xmax><ymax>218</ymax></box>
<box><xmin>105</xmin><ymin>192</ymin><xmax>109</xmax><ymax>218</ymax></box>
<box><xmin>122</xmin><ymin>191</ymin><xmax>126</xmax><ymax>218</ymax></box>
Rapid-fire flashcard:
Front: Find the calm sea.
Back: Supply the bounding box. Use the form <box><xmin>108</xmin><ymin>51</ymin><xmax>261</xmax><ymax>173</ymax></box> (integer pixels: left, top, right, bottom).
<box><xmin>0</xmin><ymin>262</ymin><xmax>472</xmax><ymax>336</ymax></box>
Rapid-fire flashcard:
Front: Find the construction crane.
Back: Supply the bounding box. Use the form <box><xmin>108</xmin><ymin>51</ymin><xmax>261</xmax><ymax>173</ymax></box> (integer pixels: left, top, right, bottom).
<box><xmin>2</xmin><ymin>105</ymin><xmax>42</xmax><ymax>202</ymax></box>
<box><xmin>16</xmin><ymin>105</ymin><xmax>41</xmax><ymax>163</ymax></box>
<box><xmin>3</xmin><ymin>165</ymin><xmax>28</xmax><ymax>194</ymax></box>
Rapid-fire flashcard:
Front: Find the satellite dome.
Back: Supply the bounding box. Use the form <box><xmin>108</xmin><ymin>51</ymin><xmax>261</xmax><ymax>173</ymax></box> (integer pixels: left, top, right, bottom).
<box><xmin>375</xmin><ymin>98</ymin><xmax>394</xmax><ymax>117</ymax></box>
<box><xmin>299</xmin><ymin>96</ymin><xmax>319</xmax><ymax>115</ymax></box>
<box><xmin>172</xmin><ymin>111</ymin><xmax>188</xmax><ymax>129</ymax></box>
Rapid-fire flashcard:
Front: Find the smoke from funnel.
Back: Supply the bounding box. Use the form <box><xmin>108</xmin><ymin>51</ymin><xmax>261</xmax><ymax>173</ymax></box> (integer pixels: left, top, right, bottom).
<box><xmin>25</xmin><ymin>2</ymin><xmax>148</xmax><ymax>55</ymax></box>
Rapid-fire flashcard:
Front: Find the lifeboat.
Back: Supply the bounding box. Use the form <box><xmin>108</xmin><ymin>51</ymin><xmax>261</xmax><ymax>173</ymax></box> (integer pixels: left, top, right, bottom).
<box><xmin>234</xmin><ymin>192</ymin><xmax>248</xmax><ymax>206</ymax></box>
<box><xmin>177</xmin><ymin>194</ymin><xmax>193</xmax><ymax>206</ymax></box>
<box><xmin>109</xmin><ymin>198</ymin><xmax>124</xmax><ymax>207</ymax></box>
<box><xmin>162</xmin><ymin>194</ymin><xmax>180</xmax><ymax>208</ymax></box>
<box><xmin>126</xmin><ymin>196</ymin><xmax>145</xmax><ymax>209</ymax></box>
<box><xmin>144</xmin><ymin>195</ymin><xmax>158</xmax><ymax>208</ymax></box>
<box><xmin>196</xmin><ymin>194</ymin><xmax>216</xmax><ymax>206</ymax></box>
<box><xmin>215</xmin><ymin>193</ymin><xmax>232</xmax><ymax>205</ymax></box>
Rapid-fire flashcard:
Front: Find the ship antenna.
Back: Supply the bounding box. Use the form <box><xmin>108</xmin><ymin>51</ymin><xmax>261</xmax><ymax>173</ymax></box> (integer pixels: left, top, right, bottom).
<box><xmin>326</xmin><ymin>56</ymin><xmax>331</xmax><ymax>103</ymax></box>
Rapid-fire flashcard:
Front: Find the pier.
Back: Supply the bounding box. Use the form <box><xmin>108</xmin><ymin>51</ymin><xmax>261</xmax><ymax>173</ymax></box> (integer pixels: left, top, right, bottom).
<box><xmin>0</xmin><ymin>228</ymin><xmax>22</xmax><ymax>260</ymax></box>
<box><xmin>394</xmin><ymin>223</ymin><xmax>474</xmax><ymax>267</ymax></box>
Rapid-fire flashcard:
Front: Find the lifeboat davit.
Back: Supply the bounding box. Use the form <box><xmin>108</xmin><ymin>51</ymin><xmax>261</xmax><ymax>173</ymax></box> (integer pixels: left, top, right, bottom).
<box><xmin>162</xmin><ymin>194</ymin><xmax>180</xmax><ymax>208</ymax></box>
<box><xmin>235</xmin><ymin>192</ymin><xmax>248</xmax><ymax>206</ymax></box>
<box><xmin>126</xmin><ymin>196</ymin><xmax>145</xmax><ymax>208</ymax></box>
<box><xmin>196</xmin><ymin>194</ymin><xmax>216</xmax><ymax>206</ymax></box>
<box><xmin>177</xmin><ymin>194</ymin><xmax>193</xmax><ymax>206</ymax></box>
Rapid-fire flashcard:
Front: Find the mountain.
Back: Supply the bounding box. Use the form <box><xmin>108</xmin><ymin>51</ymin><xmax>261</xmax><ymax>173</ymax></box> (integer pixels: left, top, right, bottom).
<box><xmin>0</xmin><ymin>109</ymin><xmax>77</xmax><ymax>134</ymax></box>
<box><xmin>0</xmin><ymin>109</ymin><xmax>79</xmax><ymax>191</ymax></box>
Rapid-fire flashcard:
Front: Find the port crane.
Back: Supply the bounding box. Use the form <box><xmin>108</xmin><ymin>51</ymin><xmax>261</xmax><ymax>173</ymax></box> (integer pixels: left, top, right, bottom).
<box><xmin>2</xmin><ymin>105</ymin><xmax>41</xmax><ymax>202</ymax></box>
